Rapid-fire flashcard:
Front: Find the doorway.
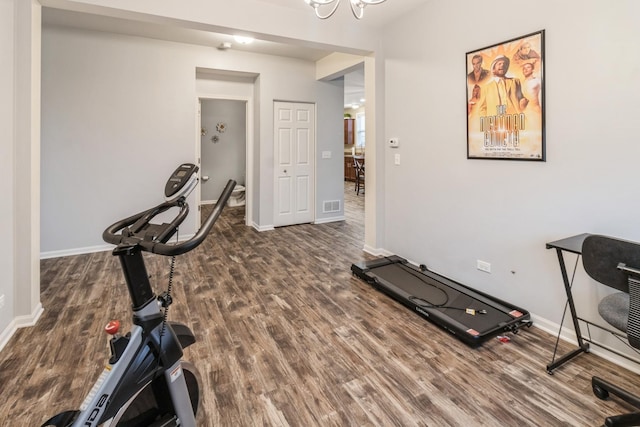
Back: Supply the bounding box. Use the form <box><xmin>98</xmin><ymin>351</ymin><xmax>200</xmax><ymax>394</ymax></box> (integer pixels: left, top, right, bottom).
<box><xmin>199</xmin><ymin>98</ymin><xmax>250</xmax><ymax>224</ymax></box>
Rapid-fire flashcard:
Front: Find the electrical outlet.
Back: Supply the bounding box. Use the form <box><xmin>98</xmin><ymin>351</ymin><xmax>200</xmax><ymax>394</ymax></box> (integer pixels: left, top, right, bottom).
<box><xmin>0</xmin><ymin>294</ymin><xmax>5</xmax><ymax>309</ymax></box>
<box><xmin>477</xmin><ymin>260</ymin><xmax>491</xmax><ymax>273</ymax></box>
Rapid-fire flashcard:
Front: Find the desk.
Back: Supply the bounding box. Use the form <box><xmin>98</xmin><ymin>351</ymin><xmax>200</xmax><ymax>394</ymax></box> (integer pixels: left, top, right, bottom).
<box><xmin>546</xmin><ymin>233</ymin><xmax>591</xmax><ymax>374</ymax></box>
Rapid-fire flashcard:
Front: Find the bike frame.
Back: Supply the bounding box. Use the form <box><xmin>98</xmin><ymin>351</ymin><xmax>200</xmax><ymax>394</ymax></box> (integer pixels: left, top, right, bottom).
<box><xmin>42</xmin><ymin>173</ymin><xmax>236</xmax><ymax>427</ymax></box>
<box><xmin>72</xmin><ymin>244</ymin><xmax>197</xmax><ymax>426</ymax></box>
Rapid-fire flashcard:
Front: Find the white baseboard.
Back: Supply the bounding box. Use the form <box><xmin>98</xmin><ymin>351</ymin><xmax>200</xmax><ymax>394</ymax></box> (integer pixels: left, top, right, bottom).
<box><xmin>41</xmin><ymin>244</ymin><xmax>111</xmax><ymax>259</ymax></box>
<box><xmin>359</xmin><ymin>249</ymin><xmax>640</xmax><ymax>375</ymax></box>
<box><xmin>530</xmin><ymin>313</ymin><xmax>640</xmax><ymax>375</ymax></box>
<box><xmin>252</xmin><ymin>222</ymin><xmax>274</xmax><ymax>232</ymax></box>
<box><xmin>314</xmin><ymin>215</ymin><xmax>345</xmax><ymax>224</ymax></box>
<box><xmin>40</xmin><ymin>234</ymin><xmax>196</xmax><ymax>260</ymax></box>
<box><xmin>529</xmin><ymin>313</ymin><xmax>565</xmax><ymax>339</ymax></box>
<box><xmin>0</xmin><ymin>303</ymin><xmax>43</xmax><ymax>352</ymax></box>
<box><xmin>363</xmin><ymin>245</ymin><xmax>392</xmax><ymax>257</ymax></box>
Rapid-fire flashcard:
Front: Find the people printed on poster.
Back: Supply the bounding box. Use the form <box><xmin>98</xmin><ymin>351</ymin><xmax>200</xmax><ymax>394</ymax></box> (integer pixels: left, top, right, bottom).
<box><xmin>467</xmin><ymin>54</ymin><xmax>489</xmax><ymax>85</ymax></box>
<box><xmin>467</xmin><ymin>32</ymin><xmax>544</xmax><ymax>159</ymax></box>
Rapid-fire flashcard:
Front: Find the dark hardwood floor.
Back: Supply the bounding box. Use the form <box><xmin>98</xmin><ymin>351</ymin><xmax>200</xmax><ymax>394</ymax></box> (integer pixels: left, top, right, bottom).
<box><xmin>1</xmin><ymin>183</ymin><xmax>638</xmax><ymax>425</ymax></box>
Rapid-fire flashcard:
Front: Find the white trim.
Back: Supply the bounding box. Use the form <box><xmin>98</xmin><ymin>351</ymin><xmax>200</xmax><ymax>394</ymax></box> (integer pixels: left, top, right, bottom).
<box><xmin>252</xmin><ymin>222</ymin><xmax>274</xmax><ymax>232</ymax></box>
<box><xmin>530</xmin><ymin>314</ymin><xmax>640</xmax><ymax>375</ymax></box>
<box><xmin>197</xmin><ymin>93</ymin><xmax>253</xmax><ymax>228</ymax></box>
<box><xmin>195</xmin><ymin>98</ymin><xmax>202</xmax><ymax>227</ymax></box>
<box><xmin>529</xmin><ymin>313</ymin><xmax>566</xmax><ymax>340</ymax></box>
<box><xmin>40</xmin><ymin>234</ymin><xmax>196</xmax><ymax>260</ymax></box>
<box><xmin>200</xmin><ymin>199</ymin><xmax>216</xmax><ymax>205</ymax></box>
<box><xmin>314</xmin><ymin>215</ymin><xmax>345</xmax><ymax>224</ymax></box>
<box><xmin>355</xmin><ymin>250</ymin><xmax>640</xmax><ymax>376</ymax></box>
<box><xmin>0</xmin><ymin>303</ymin><xmax>43</xmax><ymax>352</ymax></box>
<box><xmin>17</xmin><ymin>250</ymin><xmax>640</xmax><ymax>379</ymax></box>
<box><xmin>40</xmin><ymin>244</ymin><xmax>112</xmax><ymax>259</ymax></box>
<box><xmin>363</xmin><ymin>245</ymin><xmax>390</xmax><ymax>257</ymax></box>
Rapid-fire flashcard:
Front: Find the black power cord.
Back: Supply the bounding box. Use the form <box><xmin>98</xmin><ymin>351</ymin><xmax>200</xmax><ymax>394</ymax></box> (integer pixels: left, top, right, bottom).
<box><xmin>385</xmin><ymin>257</ymin><xmax>487</xmax><ymax>315</ymax></box>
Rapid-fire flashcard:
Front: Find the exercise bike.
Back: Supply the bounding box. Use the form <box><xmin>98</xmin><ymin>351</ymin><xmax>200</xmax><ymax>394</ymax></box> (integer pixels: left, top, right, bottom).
<box><xmin>41</xmin><ymin>163</ymin><xmax>236</xmax><ymax>426</ymax></box>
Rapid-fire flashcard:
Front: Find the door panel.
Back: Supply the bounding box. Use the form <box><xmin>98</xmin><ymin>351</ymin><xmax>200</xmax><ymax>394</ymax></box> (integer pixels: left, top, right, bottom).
<box><xmin>278</xmin><ymin>176</ymin><xmax>292</xmax><ymax>214</ymax></box>
<box><xmin>296</xmin><ymin>175</ymin><xmax>310</xmax><ymax>214</ymax></box>
<box><xmin>279</xmin><ymin>128</ymin><xmax>292</xmax><ymax>167</ymax></box>
<box><xmin>274</xmin><ymin>102</ymin><xmax>315</xmax><ymax>227</ymax></box>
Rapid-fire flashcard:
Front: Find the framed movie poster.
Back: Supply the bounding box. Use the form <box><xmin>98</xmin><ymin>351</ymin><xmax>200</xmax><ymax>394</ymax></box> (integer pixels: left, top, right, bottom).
<box><xmin>466</xmin><ymin>30</ymin><xmax>545</xmax><ymax>161</ymax></box>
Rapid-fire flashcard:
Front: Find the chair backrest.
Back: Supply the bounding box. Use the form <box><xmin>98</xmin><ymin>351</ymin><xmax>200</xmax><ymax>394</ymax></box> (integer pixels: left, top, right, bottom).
<box><xmin>353</xmin><ymin>158</ymin><xmax>364</xmax><ymax>175</ymax></box>
<box><xmin>582</xmin><ymin>235</ymin><xmax>640</xmax><ymax>293</ymax></box>
<box><xmin>583</xmin><ymin>234</ymin><xmax>640</xmax><ymax>347</ymax></box>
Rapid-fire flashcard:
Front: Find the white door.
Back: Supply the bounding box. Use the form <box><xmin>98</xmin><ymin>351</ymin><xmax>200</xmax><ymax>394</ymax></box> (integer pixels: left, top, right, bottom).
<box><xmin>274</xmin><ymin>101</ymin><xmax>315</xmax><ymax>227</ymax></box>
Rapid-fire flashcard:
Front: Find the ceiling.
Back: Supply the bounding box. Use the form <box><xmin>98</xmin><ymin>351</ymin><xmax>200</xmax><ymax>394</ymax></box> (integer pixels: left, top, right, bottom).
<box><xmin>42</xmin><ymin>1</ymin><xmax>428</xmax><ymax>110</ymax></box>
<box><xmin>42</xmin><ymin>7</ymin><xmax>333</xmax><ymax>62</ymax></box>
<box><xmin>254</xmin><ymin>0</ymin><xmax>429</xmax><ymax>30</ymax></box>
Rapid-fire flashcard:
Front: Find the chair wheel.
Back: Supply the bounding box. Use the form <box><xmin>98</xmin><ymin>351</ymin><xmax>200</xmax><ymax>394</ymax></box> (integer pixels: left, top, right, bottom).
<box><xmin>593</xmin><ymin>383</ymin><xmax>609</xmax><ymax>400</ymax></box>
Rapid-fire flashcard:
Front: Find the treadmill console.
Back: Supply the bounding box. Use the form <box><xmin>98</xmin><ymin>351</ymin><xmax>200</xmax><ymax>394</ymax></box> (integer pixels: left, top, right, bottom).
<box><xmin>165</xmin><ymin>163</ymin><xmax>199</xmax><ymax>202</ymax></box>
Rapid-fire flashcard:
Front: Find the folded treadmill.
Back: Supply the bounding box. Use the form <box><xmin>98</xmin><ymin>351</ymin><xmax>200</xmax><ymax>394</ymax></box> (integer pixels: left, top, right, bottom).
<box><xmin>351</xmin><ymin>255</ymin><xmax>531</xmax><ymax>347</ymax></box>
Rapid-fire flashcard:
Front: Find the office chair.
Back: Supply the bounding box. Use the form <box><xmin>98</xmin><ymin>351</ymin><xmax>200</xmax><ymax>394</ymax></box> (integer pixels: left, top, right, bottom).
<box><xmin>582</xmin><ymin>234</ymin><xmax>640</xmax><ymax>427</ymax></box>
<box><xmin>354</xmin><ymin>158</ymin><xmax>365</xmax><ymax>196</ymax></box>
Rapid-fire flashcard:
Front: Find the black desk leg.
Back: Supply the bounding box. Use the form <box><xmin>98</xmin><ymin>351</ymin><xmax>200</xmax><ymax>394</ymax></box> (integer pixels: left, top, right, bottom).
<box><xmin>546</xmin><ymin>248</ymin><xmax>590</xmax><ymax>373</ymax></box>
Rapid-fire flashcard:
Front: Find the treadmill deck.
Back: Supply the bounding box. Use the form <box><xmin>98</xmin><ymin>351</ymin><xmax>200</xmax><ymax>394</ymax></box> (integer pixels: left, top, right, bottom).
<box><xmin>351</xmin><ymin>256</ymin><xmax>531</xmax><ymax>347</ymax></box>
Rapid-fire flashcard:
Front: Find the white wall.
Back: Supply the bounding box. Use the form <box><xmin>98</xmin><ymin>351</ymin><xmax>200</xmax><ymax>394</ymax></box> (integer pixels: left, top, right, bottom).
<box><xmin>41</xmin><ymin>28</ymin><xmax>198</xmax><ymax>254</ymax></box>
<box><xmin>381</xmin><ymin>0</ymin><xmax>640</xmax><ymax>343</ymax></box>
<box><xmin>1</xmin><ymin>0</ymin><xmax>42</xmax><ymax>349</ymax></box>
<box><xmin>0</xmin><ymin>0</ymin><xmax>16</xmax><ymax>338</ymax></box>
<box><xmin>15</xmin><ymin>0</ymin><xmax>640</xmax><ymax>367</ymax></box>
<box><xmin>40</xmin><ymin>25</ymin><xmax>345</xmax><ymax>254</ymax></box>
<box><xmin>315</xmin><ymin>78</ymin><xmax>347</xmax><ymax>224</ymax></box>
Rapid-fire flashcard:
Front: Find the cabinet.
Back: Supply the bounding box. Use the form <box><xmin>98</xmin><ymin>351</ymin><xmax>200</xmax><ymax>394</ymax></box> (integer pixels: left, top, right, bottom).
<box><xmin>344</xmin><ymin>118</ymin><xmax>355</xmax><ymax>145</ymax></box>
<box><xmin>344</xmin><ymin>156</ymin><xmax>364</xmax><ymax>182</ymax></box>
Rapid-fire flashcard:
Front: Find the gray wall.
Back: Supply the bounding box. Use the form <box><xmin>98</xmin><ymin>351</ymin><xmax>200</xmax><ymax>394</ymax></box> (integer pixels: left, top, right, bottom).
<box><xmin>14</xmin><ymin>0</ymin><xmax>639</xmax><ymax>368</ymax></box>
<box><xmin>381</xmin><ymin>0</ymin><xmax>640</xmax><ymax>352</ymax></box>
<box><xmin>40</xmin><ymin>26</ymin><xmax>344</xmax><ymax>254</ymax></box>
<box><xmin>200</xmin><ymin>99</ymin><xmax>246</xmax><ymax>202</ymax></box>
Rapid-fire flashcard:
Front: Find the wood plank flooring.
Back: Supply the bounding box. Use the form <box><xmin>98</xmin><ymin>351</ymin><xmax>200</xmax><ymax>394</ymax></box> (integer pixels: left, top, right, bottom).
<box><xmin>1</xmin><ymin>183</ymin><xmax>639</xmax><ymax>426</ymax></box>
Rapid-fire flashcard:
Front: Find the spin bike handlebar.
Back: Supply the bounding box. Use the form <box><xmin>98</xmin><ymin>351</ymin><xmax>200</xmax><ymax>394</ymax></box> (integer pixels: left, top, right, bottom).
<box><xmin>103</xmin><ymin>179</ymin><xmax>236</xmax><ymax>256</ymax></box>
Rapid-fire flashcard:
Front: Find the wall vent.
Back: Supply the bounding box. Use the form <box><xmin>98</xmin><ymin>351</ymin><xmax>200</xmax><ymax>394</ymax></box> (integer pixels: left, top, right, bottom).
<box><xmin>323</xmin><ymin>200</ymin><xmax>341</xmax><ymax>213</ymax></box>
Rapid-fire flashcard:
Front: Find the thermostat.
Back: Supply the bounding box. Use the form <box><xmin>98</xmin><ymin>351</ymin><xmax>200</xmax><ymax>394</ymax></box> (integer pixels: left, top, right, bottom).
<box><xmin>388</xmin><ymin>137</ymin><xmax>399</xmax><ymax>148</ymax></box>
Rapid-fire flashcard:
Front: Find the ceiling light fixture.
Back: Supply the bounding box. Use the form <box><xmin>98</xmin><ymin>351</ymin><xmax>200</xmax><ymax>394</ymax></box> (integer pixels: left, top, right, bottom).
<box><xmin>233</xmin><ymin>35</ymin><xmax>254</xmax><ymax>45</ymax></box>
<box><xmin>304</xmin><ymin>0</ymin><xmax>387</xmax><ymax>20</ymax></box>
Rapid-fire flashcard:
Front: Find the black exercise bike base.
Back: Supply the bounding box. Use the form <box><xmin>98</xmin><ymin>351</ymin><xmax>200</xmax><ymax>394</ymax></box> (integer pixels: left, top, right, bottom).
<box><xmin>351</xmin><ymin>256</ymin><xmax>531</xmax><ymax>347</ymax></box>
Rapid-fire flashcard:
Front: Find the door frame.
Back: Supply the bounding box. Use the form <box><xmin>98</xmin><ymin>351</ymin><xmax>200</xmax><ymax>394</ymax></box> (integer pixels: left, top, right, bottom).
<box><xmin>196</xmin><ymin>95</ymin><xmax>253</xmax><ymax>227</ymax></box>
<box><xmin>273</xmin><ymin>100</ymin><xmax>316</xmax><ymax>227</ymax></box>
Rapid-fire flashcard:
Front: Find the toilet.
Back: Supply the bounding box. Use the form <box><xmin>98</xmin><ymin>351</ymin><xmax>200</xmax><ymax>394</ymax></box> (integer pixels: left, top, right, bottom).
<box><xmin>227</xmin><ymin>184</ymin><xmax>246</xmax><ymax>207</ymax></box>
